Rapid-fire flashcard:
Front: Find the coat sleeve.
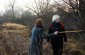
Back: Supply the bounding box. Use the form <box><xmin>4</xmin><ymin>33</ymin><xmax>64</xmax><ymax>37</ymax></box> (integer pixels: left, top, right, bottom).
<box><xmin>62</xmin><ymin>27</ymin><xmax>67</xmax><ymax>42</ymax></box>
<box><xmin>43</xmin><ymin>33</ymin><xmax>55</xmax><ymax>39</ymax></box>
<box><xmin>38</xmin><ymin>28</ymin><xmax>55</xmax><ymax>39</ymax></box>
<box><xmin>63</xmin><ymin>32</ymin><xmax>67</xmax><ymax>42</ymax></box>
<box><xmin>60</xmin><ymin>22</ymin><xmax>67</xmax><ymax>42</ymax></box>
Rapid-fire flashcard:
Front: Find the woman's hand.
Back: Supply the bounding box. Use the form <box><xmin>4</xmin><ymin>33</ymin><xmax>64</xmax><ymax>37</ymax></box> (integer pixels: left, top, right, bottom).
<box><xmin>54</xmin><ymin>31</ymin><xmax>58</xmax><ymax>35</ymax></box>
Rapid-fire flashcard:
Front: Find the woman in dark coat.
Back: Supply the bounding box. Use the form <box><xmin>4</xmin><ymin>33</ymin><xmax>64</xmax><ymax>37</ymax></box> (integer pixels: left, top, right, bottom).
<box><xmin>29</xmin><ymin>18</ymin><xmax>58</xmax><ymax>55</ymax></box>
<box><xmin>47</xmin><ymin>15</ymin><xmax>67</xmax><ymax>55</ymax></box>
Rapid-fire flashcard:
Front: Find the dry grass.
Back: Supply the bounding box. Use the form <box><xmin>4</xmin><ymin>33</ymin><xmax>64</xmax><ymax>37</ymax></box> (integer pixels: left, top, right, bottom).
<box><xmin>63</xmin><ymin>38</ymin><xmax>85</xmax><ymax>55</ymax></box>
<box><xmin>0</xmin><ymin>23</ymin><xmax>85</xmax><ymax>55</ymax></box>
<box><xmin>1</xmin><ymin>22</ymin><xmax>30</xmax><ymax>37</ymax></box>
<box><xmin>0</xmin><ymin>23</ymin><xmax>30</xmax><ymax>55</ymax></box>
<box><xmin>2</xmin><ymin>23</ymin><xmax>27</xmax><ymax>29</ymax></box>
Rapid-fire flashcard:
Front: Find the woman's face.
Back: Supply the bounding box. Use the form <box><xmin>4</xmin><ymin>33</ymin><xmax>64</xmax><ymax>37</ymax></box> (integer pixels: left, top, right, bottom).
<box><xmin>55</xmin><ymin>19</ymin><xmax>60</xmax><ymax>23</ymax></box>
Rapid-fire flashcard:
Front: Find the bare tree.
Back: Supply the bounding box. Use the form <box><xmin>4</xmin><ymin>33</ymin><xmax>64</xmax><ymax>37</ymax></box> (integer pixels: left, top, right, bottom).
<box><xmin>53</xmin><ymin>0</ymin><xmax>85</xmax><ymax>42</ymax></box>
<box><xmin>26</xmin><ymin>0</ymin><xmax>54</xmax><ymax>28</ymax></box>
<box><xmin>4</xmin><ymin>0</ymin><xmax>16</xmax><ymax>18</ymax></box>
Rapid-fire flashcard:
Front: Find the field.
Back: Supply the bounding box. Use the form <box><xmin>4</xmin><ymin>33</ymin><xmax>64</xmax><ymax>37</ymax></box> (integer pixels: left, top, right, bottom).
<box><xmin>0</xmin><ymin>23</ymin><xmax>85</xmax><ymax>55</ymax></box>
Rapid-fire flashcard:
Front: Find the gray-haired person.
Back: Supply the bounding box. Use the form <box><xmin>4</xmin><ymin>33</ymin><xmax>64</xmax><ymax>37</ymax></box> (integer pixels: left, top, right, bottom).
<box><xmin>47</xmin><ymin>15</ymin><xmax>67</xmax><ymax>55</ymax></box>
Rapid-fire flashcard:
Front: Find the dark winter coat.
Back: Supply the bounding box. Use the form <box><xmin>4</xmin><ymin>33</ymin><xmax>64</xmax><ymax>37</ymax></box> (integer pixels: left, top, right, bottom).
<box><xmin>47</xmin><ymin>21</ymin><xmax>67</xmax><ymax>48</ymax></box>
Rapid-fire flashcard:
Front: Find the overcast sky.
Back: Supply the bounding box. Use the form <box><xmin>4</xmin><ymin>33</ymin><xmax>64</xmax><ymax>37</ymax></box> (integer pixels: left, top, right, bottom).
<box><xmin>0</xmin><ymin>0</ymin><xmax>62</xmax><ymax>14</ymax></box>
<box><xmin>0</xmin><ymin>0</ymin><xmax>34</xmax><ymax>11</ymax></box>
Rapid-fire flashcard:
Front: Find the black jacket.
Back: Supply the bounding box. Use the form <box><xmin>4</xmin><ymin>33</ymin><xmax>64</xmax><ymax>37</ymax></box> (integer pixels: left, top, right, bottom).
<box><xmin>47</xmin><ymin>22</ymin><xmax>67</xmax><ymax>45</ymax></box>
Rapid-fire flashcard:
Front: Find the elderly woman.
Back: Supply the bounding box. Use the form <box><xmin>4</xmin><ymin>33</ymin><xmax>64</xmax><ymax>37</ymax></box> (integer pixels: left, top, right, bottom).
<box><xmin>29</xmin><ymin>18</ymin><xmax>58</xmax><ymax>55</ymax></box>
<box><xmin>47</xmin><ymin>15</ymin><xmax>67</xmax><ymax>55</ymax></box>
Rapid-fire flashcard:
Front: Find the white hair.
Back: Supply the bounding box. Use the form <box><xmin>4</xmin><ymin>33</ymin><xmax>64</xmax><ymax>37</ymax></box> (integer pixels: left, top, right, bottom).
<box><xmin>52</xmin><ymin>15</ymin><xmax>60</xmax><ymax>22</ymax></box>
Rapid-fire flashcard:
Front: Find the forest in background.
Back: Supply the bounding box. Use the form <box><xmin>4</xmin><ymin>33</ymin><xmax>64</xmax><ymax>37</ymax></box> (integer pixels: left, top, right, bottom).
<box><xmin>0</xmin><ymin>0</ymin><xmax>85</xmax><ymax>55</ymax></box>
